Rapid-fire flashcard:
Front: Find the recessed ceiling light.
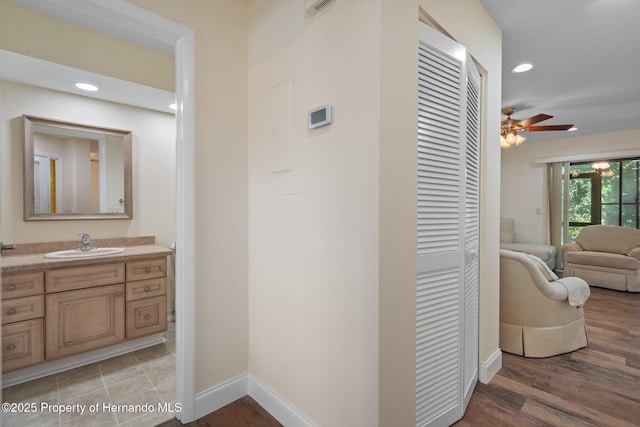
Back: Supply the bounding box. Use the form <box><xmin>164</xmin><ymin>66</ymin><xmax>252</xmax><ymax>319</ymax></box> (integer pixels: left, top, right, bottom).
<box><xmin>568</xmin><ymin>127</ymin><xmax>577</xmax><ymax>131</ymax></box>
<box><xmin>75</xmin><ymin>82</ymin><xmax>98</xmax><ymax>91</ymax></box>
<box><xmin>511</xmin><ymin>63</ymin><xmax>533</xmax><ymax>73</ymax></box>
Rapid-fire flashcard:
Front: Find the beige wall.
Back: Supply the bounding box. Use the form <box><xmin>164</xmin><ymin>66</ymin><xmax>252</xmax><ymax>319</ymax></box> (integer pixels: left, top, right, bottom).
<box><xmin>127</xmin><ymin>0</ymin><xmax>250</xmax><ymax>392</ymax></box>
<box><xmin>0</xmin><ymin>0</ymin><xmax>174</xmax><ymax>91</ymax></box>
<box><xmin>501</xmin><ymin>128</ymin><xmax>640</xmax><ymax>244</ymax></box>
<box><xmin>248</xmin><ymin>0</ymin><xmax>380</xmax><ymax>425</ymax></box>
<box><xmin>248</xmin><ymin>0</ymin><xmax>502</xmax><ymax>426</ymax></box>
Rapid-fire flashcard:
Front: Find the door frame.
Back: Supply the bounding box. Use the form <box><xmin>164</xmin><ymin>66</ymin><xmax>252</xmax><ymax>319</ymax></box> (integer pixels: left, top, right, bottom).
<box><xmin>11</xmin><ymin>0</ymin><xmax>198</xmax><ymax>422</ymax></box>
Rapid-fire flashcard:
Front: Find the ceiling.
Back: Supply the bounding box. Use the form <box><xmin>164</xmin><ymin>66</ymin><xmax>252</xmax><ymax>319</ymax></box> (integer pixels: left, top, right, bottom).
<box><xmin>5</xmin><ymin>1</ymin><xmax>639</xmax><ymax>137</ymax></box>
<box><xmin>479</xmin><ymin>0</ymin><xmax>640</xmax><ymax>143</ymax></box>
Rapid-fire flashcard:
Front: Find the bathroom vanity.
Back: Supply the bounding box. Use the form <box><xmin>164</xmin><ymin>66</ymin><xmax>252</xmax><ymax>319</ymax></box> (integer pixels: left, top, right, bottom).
<box><xmin>1</xmin><ymin>237</ymin><xmax>172</xmax><ymax>384</ymax></box>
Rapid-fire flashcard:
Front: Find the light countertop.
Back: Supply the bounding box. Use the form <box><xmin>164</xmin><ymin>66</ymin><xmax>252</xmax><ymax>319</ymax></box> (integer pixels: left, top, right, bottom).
<box><xmin>1</xmin><ymin>245</ymin><xmax>173</xmax><ymax>274</ymax></box>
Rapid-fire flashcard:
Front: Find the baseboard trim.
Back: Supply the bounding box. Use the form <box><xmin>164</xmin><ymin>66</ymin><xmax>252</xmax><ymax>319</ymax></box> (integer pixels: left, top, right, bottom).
<box><xmin>2</xmin><ymin>333</ymin><xmax>165</xmax><ymax>388</ymax></box>
<box><xmin>192</xmin><ymin>372</ymin><xmax>316</xmax><ymax>426</ymax></box>
<box><xmin>248</xmin><ymin>374</ymin><xmax>317</xmax><ymax>427</ymax></box>
<box><xmin>479</xmin><ymin>348</ymin><xmax>502</xmax><ymax>384</ymax></box>
<box><xmin>194</xmin><ymin>373</ymin><xmax>248</xmax><ymax>420</ymax></box>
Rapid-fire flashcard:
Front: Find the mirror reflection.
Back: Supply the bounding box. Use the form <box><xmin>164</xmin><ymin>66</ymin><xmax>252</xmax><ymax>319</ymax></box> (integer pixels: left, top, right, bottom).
<box><xmin>23</xmin><ymin>115</ymin><xmax>133</xmax><ymax>220</ymax></box>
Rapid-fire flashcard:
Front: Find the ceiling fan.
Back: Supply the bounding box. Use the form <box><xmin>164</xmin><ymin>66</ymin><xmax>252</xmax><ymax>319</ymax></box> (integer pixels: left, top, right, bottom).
<box><xmin>500</xmin><ymin>107</ymin><xmax>573</xmax><ymax>148</ymax></box>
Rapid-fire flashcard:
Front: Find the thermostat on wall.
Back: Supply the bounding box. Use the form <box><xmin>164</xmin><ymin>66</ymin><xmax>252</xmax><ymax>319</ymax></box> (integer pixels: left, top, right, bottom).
<box><xmin>308</xmin><ymin>105</ymin><xmax>332</xmax><ymax>129</ymax></box>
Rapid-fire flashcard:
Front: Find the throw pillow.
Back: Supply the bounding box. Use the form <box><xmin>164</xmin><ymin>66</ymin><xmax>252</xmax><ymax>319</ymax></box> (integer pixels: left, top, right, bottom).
<box><xmin>526</xmin><ymin>254</ymin><xmax>558</xmax><ymax>281</ymax></box>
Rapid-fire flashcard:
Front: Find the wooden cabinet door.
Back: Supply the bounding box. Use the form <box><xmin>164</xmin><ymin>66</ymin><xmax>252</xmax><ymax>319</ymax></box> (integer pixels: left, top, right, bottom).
<box><xmin>46</xmin><ymin>284</ymin><xmax>125</xmax><ymax>360</ymax></box>
<box><xmin>2</xmin><ymin>318</ymin><xmax>44</xmax><ymax>373</ymax></box>
<box><xmin>126</xmin><ymin>296</ymin><xmax>167</xmax><ymax>339</ymax></box>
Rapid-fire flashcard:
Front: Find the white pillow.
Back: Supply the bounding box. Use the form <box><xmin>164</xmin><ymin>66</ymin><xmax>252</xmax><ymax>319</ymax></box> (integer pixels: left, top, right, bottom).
<box><xmin>526</xmin><ymin>254</ymin><xmax>558</xmax><ymax>281</ymax></box>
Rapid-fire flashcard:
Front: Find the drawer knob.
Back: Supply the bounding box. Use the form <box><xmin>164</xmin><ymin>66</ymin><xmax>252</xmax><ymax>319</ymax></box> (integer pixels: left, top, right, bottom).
<box><xmin>6</xmin><ymin>344</ymin><xmax>16</xmax><ymax>351</ymax></box>
<box><xmin>6</xmin><ymin>285</ymin><xmax>16</xmax><ymax>291</ymax></box>
<box><xmin>7</xmin><ymin>308</ymin><xmax>16</xmax><ymax>315</ymax></box>
<box><xmin>144</xmin><ymin>267</ymin><xmax>152</xmax><ymax>273</ymax></box>
<box><xmin>144</xmin><ymin>287</ymin><xmax>151</xmax><ymax>292</ymax></box>
<box><xmin>116</xmin><ymin>292</ymin><xmax>124</xmax><ymax>297</ymax></box>
<box><xmin>144</xmin><ymin>314</ymin><xmax>152</xmax><ymax>320</ymax></box>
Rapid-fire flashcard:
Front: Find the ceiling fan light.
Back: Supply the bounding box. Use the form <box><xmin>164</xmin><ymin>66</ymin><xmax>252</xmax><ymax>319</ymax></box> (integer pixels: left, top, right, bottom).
<box><xmin>592</xmin><ymin>161</ymin><xmax>610</xmax><ymax>170</ymax></box>
<box><xmin>500</xmin><ymin>135</ymin><xmax>510</xmax><ymax>148</ymax></box>
<box><xmin>506</xmin><ymin>132</ymin><xmax>517</xmax><ymax>145</ymax></box>
<box><xmin>511</xmin><ymin>63</ymin><xmax>533</xmax><ymax>73</ymax></box>
<box><xmin>515</xmin><ymin>134</ymin><xmax>526</xmax><ymax>145</ymax></box>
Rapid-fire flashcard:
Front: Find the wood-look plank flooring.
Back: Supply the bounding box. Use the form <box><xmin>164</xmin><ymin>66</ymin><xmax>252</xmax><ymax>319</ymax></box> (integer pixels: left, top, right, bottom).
<box><xmin>455</xmin><ymin>286</ymin><xmax>640</xmax><ymax>426</ymax></box>
<box><xmin>156</xmin><ymin>396</ymin><xmax>282</xmax><ymax>427</ymax></box>
<box><xmin>158</xmin><ymin>287</ymin><xmax>639</xmax><ymax>427</ymax></box>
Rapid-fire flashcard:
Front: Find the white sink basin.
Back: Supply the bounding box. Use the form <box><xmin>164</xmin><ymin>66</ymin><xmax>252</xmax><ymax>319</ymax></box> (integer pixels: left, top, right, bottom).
<box><xmin>44</xmin><ymin>247</ymin><xmax>125</xmax><ymax>259</ymax></box>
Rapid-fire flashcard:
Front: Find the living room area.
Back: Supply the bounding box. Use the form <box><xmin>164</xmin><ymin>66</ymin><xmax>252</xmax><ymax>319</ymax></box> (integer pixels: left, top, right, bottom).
<box><xmin>476</xmin><ymin>0</ymin><xmax>640</xmax><ymax>424</ymax></box>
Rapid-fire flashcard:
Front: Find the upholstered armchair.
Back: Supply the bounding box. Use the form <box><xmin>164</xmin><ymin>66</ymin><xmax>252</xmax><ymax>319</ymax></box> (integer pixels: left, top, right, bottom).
<box><xmin>500</xmin><ymin>249</ymin><xmax>590</xmax><ymax>358</ymax></box>
<box><xmin>562</xmin><ymin>224</ymin><xmax>640</xmax><ymax>292</ymax></box>
<box><xmin>500</xmin><ymin>217</ymin><xmax>557</xmax><ymax>270</ymax></box>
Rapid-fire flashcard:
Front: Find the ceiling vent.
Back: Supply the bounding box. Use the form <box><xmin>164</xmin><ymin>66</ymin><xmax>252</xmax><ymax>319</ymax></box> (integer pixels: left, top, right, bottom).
<box><xmin>306</xmin><ymin>0</ymin><xmax>336</xmax><ymax>16</ymax></box>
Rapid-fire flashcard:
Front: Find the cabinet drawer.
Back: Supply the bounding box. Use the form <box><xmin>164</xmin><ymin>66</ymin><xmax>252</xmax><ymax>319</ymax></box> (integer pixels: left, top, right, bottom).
<box><xmin>2</xmin><ymin>318</ymin><xmax>44</xmax><ymax>373</ymax></box>
<box><xmin>2</xmin><ymin>295</ymin><xmax>44</xmax><ymax>325</ymax></box>
<box><xmin>126</xmin><ymin>258</ymin><xmax>166</xmax><ymax>282</ymax></box>
<box><xmin>126</xmin><ymin>296</ymin><xmax>167</xmax><ymax>339</ymax></box>
<box><xmin>126</xmin><ymin>277</ymin><xmax>167</xmax><ymax>302</ymax></box>
<box><xmin>2</xmin><ymin>272</ymin><xmax>44</xmax><ymax>300</ymax></box>
<box><xmin>46</xmin><ymin>284</ymin><xmax>125</xmax><ymax>360</ymax></box>
<box><xmin>46</xmin><ymin>263</ymin><xmax>125</xmax><ymax>293</ymax></box>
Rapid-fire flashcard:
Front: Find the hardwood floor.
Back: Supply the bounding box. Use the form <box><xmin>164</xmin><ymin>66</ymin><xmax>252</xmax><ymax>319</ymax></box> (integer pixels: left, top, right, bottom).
<box><xmin>158</xmin><ymin>287</ymin><xmax>639</xmax><ymax>427</ymax></box>
<box><xmin>156</xmin><ymin>396</ymin><xmax>282</xmax><ymax>427</ymax></box>
<box><xmin>455</xmin><ymin>286</ymin><xmax>640</xmax><ymax>426</ymax></box>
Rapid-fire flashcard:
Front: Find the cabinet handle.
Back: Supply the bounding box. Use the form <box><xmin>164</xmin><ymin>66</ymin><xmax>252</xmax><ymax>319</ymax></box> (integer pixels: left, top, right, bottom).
<box><xmin>7</xmin><ymin>308</ymin><xmax>16</xmax><ymax>315</ymax></box>
<box><xmin>144</xmin><ymin>314</ymin><xmax>152</xmax><ymax>320</ymax></box>
<box><xmin>116</xmin><ymin>292</ymin><xmax>124</xmax><ymax>297</ymax></box>
<box><xmin>144</xmin><ymin>287</ymin><xmax>151</xmax><ymax>292</ymax></box>
<box><xmin>144</xmin><ymin>267</ymin><xmax>152</xmax><ymax>273</ymax></box>
<box><xmin>6</xmin><ymin>285</ymin><xmax>16</xmax><ymax>291</ymax></box>
<box><xmin>6</xmin><ymin>344</ymin><xmax>15</xmax><ymax>351</ymax></box>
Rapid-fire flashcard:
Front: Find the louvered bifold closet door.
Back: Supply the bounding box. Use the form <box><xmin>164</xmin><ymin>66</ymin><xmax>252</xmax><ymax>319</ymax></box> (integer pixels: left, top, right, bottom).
<box><xmin>416</xmin><ymin>22</ymin><xmax>467</xmax><ymax>427</ymax></box>
<box><xmin>463</xmin><ymin>56</ymin><xmax>481</xmax><ymax>409</ymax></box>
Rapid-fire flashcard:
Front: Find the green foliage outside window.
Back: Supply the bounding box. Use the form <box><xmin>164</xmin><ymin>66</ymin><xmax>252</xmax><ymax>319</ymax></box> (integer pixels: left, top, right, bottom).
<box><xmin>568</xmin><ymin>159</ymin><xmax>639</xmax><ymax>239</ymax></box>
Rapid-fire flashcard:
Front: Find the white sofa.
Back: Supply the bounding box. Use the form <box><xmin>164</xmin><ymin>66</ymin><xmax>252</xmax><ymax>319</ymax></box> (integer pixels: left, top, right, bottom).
<box><xmin>562</xmin><ymin>225</ymin><xmax>640</xmax><ymax>292</ymax></box>
<box><xmin>500</xmin><ymin>249</ymin><xmax>590</xmax><ymax>358</ymax></box>
<box><xmin>500</xmin><ymin>217</ymin><xmax>557</xmax><ymax>270</ymax></box>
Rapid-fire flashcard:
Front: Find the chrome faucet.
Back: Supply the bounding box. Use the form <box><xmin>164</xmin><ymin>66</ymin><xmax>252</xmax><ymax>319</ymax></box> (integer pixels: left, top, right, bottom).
<box><xmin>78</xmin><ymin>233</ymin><xmax>93</xmax><ymax>251</ymax></box>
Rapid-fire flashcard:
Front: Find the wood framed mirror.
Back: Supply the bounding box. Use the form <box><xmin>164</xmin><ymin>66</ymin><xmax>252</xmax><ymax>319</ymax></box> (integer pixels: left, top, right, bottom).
<box><xmin>23</xmin><ymin>115</ymin><xmax>133</xmax><ymax>220</ymax></box>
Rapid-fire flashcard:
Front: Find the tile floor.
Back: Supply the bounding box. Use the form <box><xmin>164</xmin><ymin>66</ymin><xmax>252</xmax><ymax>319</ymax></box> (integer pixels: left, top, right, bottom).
<box><xmin>2</xmin><ymin>321</ymin><xmax>176</xmax><ymax>427</ymax></box>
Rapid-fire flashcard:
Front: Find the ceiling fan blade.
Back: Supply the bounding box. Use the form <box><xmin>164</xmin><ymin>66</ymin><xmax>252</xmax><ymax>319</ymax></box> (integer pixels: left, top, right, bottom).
<box><xmin>517</xmin><ymin>113</ymin><xmax>553</xmax><ymax>128</ymax></box>
<box><xmin>526</xmin><ymin>124</ymin><xmax>574</xmax><ymax>132</ymax></box>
